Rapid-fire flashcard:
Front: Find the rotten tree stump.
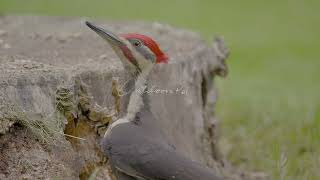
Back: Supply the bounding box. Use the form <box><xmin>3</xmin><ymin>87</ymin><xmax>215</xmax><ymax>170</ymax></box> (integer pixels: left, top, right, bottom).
<box><xmin>0</xmin><ymin>16</ymin><xmax>252</xmax><ymax>180</ymax></box>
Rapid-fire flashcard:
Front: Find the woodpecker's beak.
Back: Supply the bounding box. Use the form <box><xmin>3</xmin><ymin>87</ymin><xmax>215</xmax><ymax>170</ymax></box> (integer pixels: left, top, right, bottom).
<box><xmin>85</xmin><ymin>21</ymin><xmax>125</xmax><ymax>47</ymax></box>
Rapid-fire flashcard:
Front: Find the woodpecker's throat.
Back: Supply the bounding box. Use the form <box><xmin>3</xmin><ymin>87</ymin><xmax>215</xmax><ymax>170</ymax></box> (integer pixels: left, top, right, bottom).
<box><xmin>125</xmin><ymin>65</ymin><xmax>153</xmax><ymax>121</ymax></box>
<box><xmin>104</xmin><ymin>66</ymin><xmax>152</xmax><ymax>137</ymax></box>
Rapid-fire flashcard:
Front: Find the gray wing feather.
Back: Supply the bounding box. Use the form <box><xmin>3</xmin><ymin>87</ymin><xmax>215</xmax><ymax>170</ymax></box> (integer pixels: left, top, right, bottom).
<box><xmin>103</xmin><ymin>136</ymin><xmax>222</xmax><ymax>180</ymax></box>
<box><xmin>129</xmin><ymin>144</ymin><xmax>222</xmax><ymax>180</ymax></box>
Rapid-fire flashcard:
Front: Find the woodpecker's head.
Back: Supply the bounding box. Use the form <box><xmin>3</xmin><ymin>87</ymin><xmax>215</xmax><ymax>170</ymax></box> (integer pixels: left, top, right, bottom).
<box><xmin>86</xmin><ymin>21</ymin><xmax>168</xmax><ymax>73</ymax></box>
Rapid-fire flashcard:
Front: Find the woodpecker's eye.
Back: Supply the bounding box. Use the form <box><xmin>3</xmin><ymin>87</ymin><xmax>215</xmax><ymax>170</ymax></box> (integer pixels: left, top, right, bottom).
<box><xmin>133</xmin><ymin>41</ymin><xmax>141</xmax><ymax>47</ymax></box>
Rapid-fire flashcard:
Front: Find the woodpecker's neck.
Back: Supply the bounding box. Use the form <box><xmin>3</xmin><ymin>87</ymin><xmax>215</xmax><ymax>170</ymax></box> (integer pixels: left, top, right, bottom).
<box><xmin>125</xmin><ymin>65</ymin><xmax>153</xmax><ymax>121</ymax></box>
<box><xmin>103</xmin><ymin>66</ymin><xmax>152</xmax><ymax>138</ymax></box>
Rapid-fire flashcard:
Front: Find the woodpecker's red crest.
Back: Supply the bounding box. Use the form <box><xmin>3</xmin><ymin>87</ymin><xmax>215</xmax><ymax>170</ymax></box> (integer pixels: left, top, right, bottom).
<box><xmin>121</xmin><ymin>33</ymin><xmax>168</xmax><ymax>64</ymax></box>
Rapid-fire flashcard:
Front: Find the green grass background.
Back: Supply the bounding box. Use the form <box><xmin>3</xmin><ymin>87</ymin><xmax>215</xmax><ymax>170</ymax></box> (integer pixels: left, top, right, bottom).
<box><xmin>0</xmin><ymin>0</ymin><xmax>319</xmax><ymax>179</ymax></box>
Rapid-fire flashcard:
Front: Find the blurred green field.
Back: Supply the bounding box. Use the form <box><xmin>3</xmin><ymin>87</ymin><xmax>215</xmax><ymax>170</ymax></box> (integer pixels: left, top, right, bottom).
<box><xmin>1</xmin><ymin>0</ymin><xmax>319</xmax><ymax>179</ymax></box>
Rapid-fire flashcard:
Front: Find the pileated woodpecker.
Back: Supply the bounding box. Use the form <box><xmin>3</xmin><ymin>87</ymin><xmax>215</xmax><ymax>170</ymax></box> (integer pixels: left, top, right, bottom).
<box><xmin>86</xmin><ymin>21</ymin><xmax>222</xmax><ymax>180</ymax></box>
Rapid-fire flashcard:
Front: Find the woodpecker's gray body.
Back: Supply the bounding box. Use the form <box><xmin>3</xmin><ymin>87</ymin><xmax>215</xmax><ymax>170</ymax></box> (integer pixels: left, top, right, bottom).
<box><xmin>101</xmin><ymin>103</ymin><xmax>222</xmax><ymax>180</ymax></box>
<box><xmin>86</xmin><ymin>21</ymin><xmax>223</xmax><ymax>180</ymax></box>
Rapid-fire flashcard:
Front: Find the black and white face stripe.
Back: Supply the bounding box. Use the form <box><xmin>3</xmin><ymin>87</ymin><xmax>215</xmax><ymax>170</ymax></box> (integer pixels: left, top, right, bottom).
<box><xmin>127</xmin><ymin>38</ymin><xmax>156</xmax><ymax>64</ymax></box>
